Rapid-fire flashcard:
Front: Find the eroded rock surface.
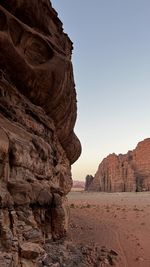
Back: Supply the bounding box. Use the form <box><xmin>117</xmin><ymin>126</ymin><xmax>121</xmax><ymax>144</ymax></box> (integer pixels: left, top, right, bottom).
<box><xmin>0</xmin><ymin>1</ymin><xmax>81</xmax><ymax>266</ymax></box>
<box><xmin>85</xmin><ymin>175</ymin><xmax>94</xmax><ymax>191</ymax></box>
<box><xmin>0</xmin><ymin>0</ymin><xmax>81</xmax><ymax>164</ymax></box>
<box><xmin>87</xmin><ymin>139</ymin><xmax>150</xmax><ymax>192</ymax></box>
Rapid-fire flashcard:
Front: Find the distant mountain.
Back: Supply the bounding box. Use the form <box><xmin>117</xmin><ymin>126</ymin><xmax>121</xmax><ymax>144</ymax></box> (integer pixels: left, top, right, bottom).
<box><xmin>85</xmin><ymin>138</ymin><xmax>150</xmax><ymax>192</ymax></box>
<box><xmin>72</xmin><ymin>180</ymin><xmax>85</xmax><ymax>188</ymax></box>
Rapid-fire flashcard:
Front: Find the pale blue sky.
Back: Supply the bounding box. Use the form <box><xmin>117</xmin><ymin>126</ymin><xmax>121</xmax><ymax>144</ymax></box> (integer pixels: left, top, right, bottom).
<box><xmin>52</xmin><ymin>0</ymin><xmax>150</xmax><ymax>180</ymax></box>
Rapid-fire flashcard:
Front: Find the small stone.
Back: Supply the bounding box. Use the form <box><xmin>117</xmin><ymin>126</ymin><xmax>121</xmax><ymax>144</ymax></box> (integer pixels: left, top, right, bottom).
<box><xmin>110</xmin><ymin>249</ymin><xmax>118</xmax><ymax>256</ymax></box>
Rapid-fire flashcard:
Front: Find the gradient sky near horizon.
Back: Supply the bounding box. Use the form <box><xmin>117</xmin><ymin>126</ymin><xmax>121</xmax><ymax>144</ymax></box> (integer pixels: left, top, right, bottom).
<box><xmin>52</xmin><ymin>0</ymin><xmax>150</xmax><ymax>181</ymax></box>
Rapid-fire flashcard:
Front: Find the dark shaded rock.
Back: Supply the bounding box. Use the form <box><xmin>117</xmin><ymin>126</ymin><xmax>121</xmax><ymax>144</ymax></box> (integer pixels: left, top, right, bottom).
<box><xmin>0</xmin><ymin>1</ymin><xmax>81</xmax><ymax>266</ymax></box>
<box><xmin>51</xmin><ymin>194</ymin><xmax>69</xmax><ymax>240</ymax></box>
<box><xmin>0</xmin><ymin>0</ymin><xmax>81</xmax><ymax>164</ymax></box>
<box><xmin>85</xmin><ymin>175</ymin><xmax>94</xmax><ymax>191</ymax></box>
<box><xmin>42</xmin><ymin>242</ymin><xmax>118</xmax><ymax>267</ymax></box>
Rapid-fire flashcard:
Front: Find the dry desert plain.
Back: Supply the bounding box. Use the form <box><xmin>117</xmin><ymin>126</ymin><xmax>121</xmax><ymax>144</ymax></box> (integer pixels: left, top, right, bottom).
<box><xmin>68</xmin><ymin>191</ymin><xmax>150</xmax><ymax>267</ymax></box>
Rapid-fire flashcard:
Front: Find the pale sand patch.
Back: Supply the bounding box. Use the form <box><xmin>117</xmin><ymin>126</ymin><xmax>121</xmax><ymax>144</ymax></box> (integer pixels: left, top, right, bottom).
<box><xmin>71</xmin><ymin>187</ymin><xmax>84</xmax><ymax>192</ymax></box>
<box><xmin>68</xmin><ymin>192</ymin><xmax>150</xmax><ymax>267</ymax></box>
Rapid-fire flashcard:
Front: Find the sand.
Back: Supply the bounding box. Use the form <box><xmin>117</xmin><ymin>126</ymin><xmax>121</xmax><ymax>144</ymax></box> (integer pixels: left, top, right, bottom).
<box><xmin>68</xmin><ymin>191</ymin><xmax>150</xmax><ymax>267</ymax></box>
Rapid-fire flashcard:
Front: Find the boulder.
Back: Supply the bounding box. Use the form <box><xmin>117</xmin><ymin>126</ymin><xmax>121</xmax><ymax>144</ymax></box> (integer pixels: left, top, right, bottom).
<box><xmin>20</xmin><ymin>242</ymin><xmax>44</xmax><ymax>259</ymax></box>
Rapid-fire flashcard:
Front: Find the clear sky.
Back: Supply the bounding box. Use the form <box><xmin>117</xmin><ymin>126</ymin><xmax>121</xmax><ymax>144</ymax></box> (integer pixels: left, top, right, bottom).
<box><xmin>52</xmin><ymin>0</ymin><xmax>150</xmax><ymax>181</ymax></box>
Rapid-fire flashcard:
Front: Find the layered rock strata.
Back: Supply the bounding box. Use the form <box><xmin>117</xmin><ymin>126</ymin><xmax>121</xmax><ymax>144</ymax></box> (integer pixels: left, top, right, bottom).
<box><xmin>86</xmin><ymin>139</ymin><xmax>150</xmax><ymax>192</ymax></box>
<box><xmin>0</xmin><ymin>1</ymin><xmax>81</xmax><ymax>266</ymax></box>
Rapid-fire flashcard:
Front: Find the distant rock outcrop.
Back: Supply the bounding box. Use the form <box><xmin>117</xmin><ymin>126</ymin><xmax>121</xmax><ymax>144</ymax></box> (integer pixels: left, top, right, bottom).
<box><xmin>0</xmin><ymin>1</ymin><xmax>81</xmax><ymax>266</ymax></box>
<box><xmin>86</xmin><ymin>139</ymin><xmax>150</xmax><ymax>192</ymax></box>
<box><xmin>85</xmin><ymin>175</ymin><xmax>94</xmax><ymax>191</ymax></box>
<box><xmin>73</xmin><ymin>180</ymin><xmax>85</xmax><ymax>189</ymax></box>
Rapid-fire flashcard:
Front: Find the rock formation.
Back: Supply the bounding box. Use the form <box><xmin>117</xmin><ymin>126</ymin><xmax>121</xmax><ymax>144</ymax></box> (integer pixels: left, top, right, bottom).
<box><xmin>72</xmin><ymin>180</ymin><xmax>85</xmax><ymax>190</ymax></box>
<box><xmin>0</xmin><ymin>1</ymin><xmax>81</xmax><ymax>266</ymax></box>
<box><xmin>84</xmin><ymin>175</ymin><xmax>94</xmax><ymax>191</ymax></box>
<box><xmin>86</xmin><ymin>139</ymin><xmax>150</xmax><ymax>192</ymax></box>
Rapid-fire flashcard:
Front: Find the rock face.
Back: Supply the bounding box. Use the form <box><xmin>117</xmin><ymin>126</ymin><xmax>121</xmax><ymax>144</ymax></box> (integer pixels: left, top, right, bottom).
<box><xmin>0</xmin><ymin>1</ymin><xmax>81</xmax><ymax>266</ymax></box>
<box><xmin>87</xmin><ymin>139</ymin><xmax>150</xmax><ymax>192</ymax></box>
<box><xmin>85</xmin><ymin>175</ymin><xmax>94</xmax><ymax>191</ymax></box>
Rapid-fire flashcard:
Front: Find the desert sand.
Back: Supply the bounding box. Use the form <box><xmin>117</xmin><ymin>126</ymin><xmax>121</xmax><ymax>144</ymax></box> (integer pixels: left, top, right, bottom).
<box><xmin>68</xmin><ymin>191</ymin><xmax>150</xmax><ymax>267</ymax></box>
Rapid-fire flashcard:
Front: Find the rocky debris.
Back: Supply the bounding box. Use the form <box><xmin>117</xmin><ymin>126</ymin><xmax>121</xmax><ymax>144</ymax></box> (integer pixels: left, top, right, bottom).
<box><xmin>37</xmin><ymin>241</ymin><xmax>118</xmax><ymax>267</ymax></box>
<box><xmin>87</xmin><ymin>139</ymin><xmax>150</xmax><ymax>192</ymax></box>
<box><xmin>85</xmin><ymin>175</ymin><xmax>94</xmax><ymax>191</ymax></box>
<box><xmin>0</xmin><ymin>0</ymin><xmax>81</xmax><ymax>266</ymax></box>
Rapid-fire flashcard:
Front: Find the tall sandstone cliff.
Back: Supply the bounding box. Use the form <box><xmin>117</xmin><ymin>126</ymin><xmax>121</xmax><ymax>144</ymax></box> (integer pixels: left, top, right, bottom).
<box><xmin>87</xmin><ymin>139</ymin><xmax>150</xmax><ymax>192</ymax></box>
<box><xmin>0</xmin><ymin>1</ymin><xmax>81</xmax><ymax>266</ymax></box>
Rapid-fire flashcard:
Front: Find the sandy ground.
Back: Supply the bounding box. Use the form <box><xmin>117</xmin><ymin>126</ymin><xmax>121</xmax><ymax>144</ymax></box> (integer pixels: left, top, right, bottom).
<box><xmin>68</xmin><ymin>191</ymin><xmax>150</xmax><ymax>267</ymax></box>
